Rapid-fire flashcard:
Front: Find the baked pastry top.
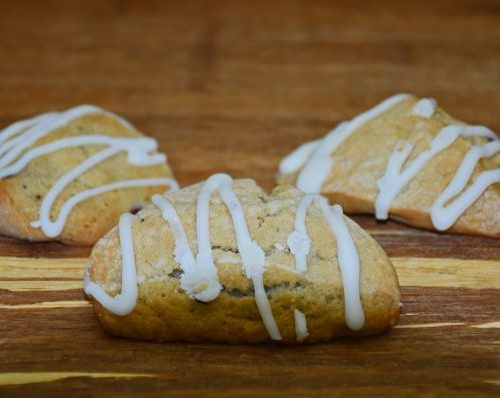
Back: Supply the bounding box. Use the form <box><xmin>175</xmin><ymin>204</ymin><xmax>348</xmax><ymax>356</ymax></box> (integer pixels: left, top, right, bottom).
<box><xmin>84</xmin><ymin>174</ymin><xmax>400</xmax><ymax>344</ymax></box>
<box><xmin>278</xmin><ymin>94</ymin><xmax>500</xmax><ymax>238</ymax></box>
<box><xmin>0</xmin><ymin>105</ymin><xmax>178</xmax><ymax>245</ymax></box>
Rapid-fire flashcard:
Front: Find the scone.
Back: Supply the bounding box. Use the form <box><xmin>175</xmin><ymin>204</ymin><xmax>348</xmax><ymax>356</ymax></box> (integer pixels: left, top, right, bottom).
<box><xmin>84</xmin><ymin>174</ymin><xmax>400</xmax><ymax>344</ymax></box>
<box><xmin>0</xmin><ymin>105</ymin><xmax>178</xmax><ymax>245</ymax></box>
<box><xmin>278</xmin><ymin>94</ymin><xmax>500</xmax><ymax>238</ymax></box>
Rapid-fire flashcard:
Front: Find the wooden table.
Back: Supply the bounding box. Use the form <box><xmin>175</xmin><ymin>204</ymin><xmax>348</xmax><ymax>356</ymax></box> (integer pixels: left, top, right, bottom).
<box><xmin>0</xmin><ymin>0</ymin><xmax>499</xmax><ymax>396</ymax></box>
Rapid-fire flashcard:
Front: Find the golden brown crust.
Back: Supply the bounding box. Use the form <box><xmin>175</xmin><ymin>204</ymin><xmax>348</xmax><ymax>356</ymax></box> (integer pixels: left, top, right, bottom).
<box><xmin>277</xmin><ymin>95</ymin><xmax>500</xmax><ymax>238</ymax></box>
<box><xmin>0</xmin><ymin>111</ymin><xmax>175</xmax><ymax>245</ymax></box>
<box><xmin>86</xmin><ymin>179</ymin><xmax>400</xmax><ymax>344</ymax></box>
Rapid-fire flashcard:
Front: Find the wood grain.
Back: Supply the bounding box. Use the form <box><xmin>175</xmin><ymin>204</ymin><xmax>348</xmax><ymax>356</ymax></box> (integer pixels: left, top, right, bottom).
<box><xmin>0</xmin><ymin>0</ymin><xmax>499</xmax><ymax>397</ymax></box>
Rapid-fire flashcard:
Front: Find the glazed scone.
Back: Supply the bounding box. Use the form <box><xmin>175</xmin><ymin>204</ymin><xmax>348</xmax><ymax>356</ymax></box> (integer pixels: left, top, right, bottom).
<box><xmin>84</xmin><ymin>174</ymin><xmax>400</xmax><ymax>344</ymax></box>
<box><xmin>0</xmin><ymin>106</ymin><xmax>178</xmax><ymax>245</ymax></box>
<box><xmin>278</xmin><ymin>94</ymin><xmax>500</xmax><ymax>238</ymax></box>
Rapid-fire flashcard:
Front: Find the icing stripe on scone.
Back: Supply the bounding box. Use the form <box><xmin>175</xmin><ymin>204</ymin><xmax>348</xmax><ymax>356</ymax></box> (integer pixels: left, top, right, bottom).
<box><xmin>153</xmin><ymin>174</ymin><xmax>282</xmax><ymax>340</ymax></box>
<box><xmin>376</xmin><ymin>123</ymin><xmax>499</xmax><ymax>228</ymax></box>
<box><xmin>412</xmin><ymin>98</ymin><xmax>437</xmax><ymax>118</ymax></box>
<box><xmin>288</xmin><ymin>194</ymin><xmax>365</xmax><ymax>331</ymax></box>
<box><xmin>32</xmin><ymin>178</ymin><xmax>178</xmax><ymax>238</ymax></box>
<box><xmin>293</xmin><ymin>309</ymin><xmax>309</xmax><ymax>342</ymax></box>
<box><xmin>151</xmin><ymin>195</ymin><xmax>218</xmax><ymax>301</ymax></box>
<box><xmin>281</xmin><ymin>94</ymin><xmax>410</xmax><ymax>193</ymax></box>
<box><xmin>0</xmin><ymin>105</ymin><xmax>178</xmax><ymax>238</ymax></box>
<box><xmin>279</xmin><ymin>139</ymin><xmax>321</xmax><ymax>175</ymax></box>
<box><xmin>0</xmin><ymin>106</ymin><xmax>131</xmax><ymax>166</ymax></box>
<box><xmin>84</xmin><ymin>213</ymin><xmax>138</xmax><ymax>316</ymax></box>
<box><xmin>431</xmin><ymin>140</ymin><xmax>500</xmax><ymax>230</ymax></box>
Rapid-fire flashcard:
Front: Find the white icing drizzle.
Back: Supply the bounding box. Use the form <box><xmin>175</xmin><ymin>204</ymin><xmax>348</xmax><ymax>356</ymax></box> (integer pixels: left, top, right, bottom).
<box><xmin>288</xmin><ymin>194</ymin><xmax>365</xmax><ymax>331</ymax></box>
<box><xmin>0</xmin><ymin>112</ymin><xmax>59</xmax><ymax>146</ymax></box>
<box><xmin>431</xmin><ymin>141</ymin><xmax>500</xmax><ymax>230</ymax></box>
<box><xmin>292</xmin><ymin>94</ymin><xmax>410</xmax><ymax>193</ymax></box>
<box><xmin>83</xmin><ymin>213</ymin><xmax>138</xmax><ymax>316</ymax></box>
<box><xmin>32</xmin><ymin>177</ymin><xmax>178</xmax><ymax>238</ymax></box>
<box><xmin>376</xmin><ymin>124</ymin><xmax>498</xmax><ymax>226</ymax></box>
<box><xmin>293</xmin><ymin>309</ymin><xmax>309</xmax><ymax>342</ymax></box>
<box><xmin>279</xmin><ymin>139</ymin><xmax>320</xmax><ymax>175</ymax></box>
<box><xmin>0</xmin><ymin>105</ymin><xmax>177</xmax><ymax>238</ymax></box>
<box><xmin>412</xmin><ymin>98</ymin><xmax>437</xmax><ymax>118</ymax></box>
<box><xmin>153</xmin><ymin>174</ymin><xmax>282</xmax><ymax>340</ymax></box>
<box><xmin>287</xmin><ymin>195</ymin><xmax>312</xmax><ymax>273</ymax></box>
<box><xmin>151</xmin><ymin>194</ymin><xmax>222</xmax><ymax>302</ymax></box>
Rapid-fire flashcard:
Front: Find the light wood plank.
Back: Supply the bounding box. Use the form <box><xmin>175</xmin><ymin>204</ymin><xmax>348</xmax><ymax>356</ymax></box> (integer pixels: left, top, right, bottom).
<box><xmin>0</xmin><ymin>280</ymin><xmax>82</xmax><ymax>291</ymax></box>
<box><xmin>0</xmin><ymin>300</ymin><xmax>91</xmax><ymax>309</ymax></box>
<box><xmin>394</xmin><ymin>322</ymin><xmax>465</xmax><ymax>329</ymax></box>
<box><xmin>0</xmin><ymin>372</ymin><xmax>155</xmax><ymax>386</ymax></box>
<box><xmin>0</xmin><ymin>257</ymin><xmax>83</xmax><ymax>279</ymax></box>
<box><xmin>471</xmin><ymin>322</ymin><xmax>500</xmax><ymax>329</ymax></box>
<box><xmin>1</xmin><ymin>256</ymin><xmax>498</xmax><ymax>289</ymax></box>
<box><xmin>391</xmin><ymin>257</ymin><xmax>500</xmax><ymax>289</ymax></box>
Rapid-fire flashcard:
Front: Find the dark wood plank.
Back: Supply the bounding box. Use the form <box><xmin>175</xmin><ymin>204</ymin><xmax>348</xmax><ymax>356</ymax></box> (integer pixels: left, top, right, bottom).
<box><xmin>0</xmin><ymin>287</ymin><xmax>498</xmax><ymax>397</ymax></box>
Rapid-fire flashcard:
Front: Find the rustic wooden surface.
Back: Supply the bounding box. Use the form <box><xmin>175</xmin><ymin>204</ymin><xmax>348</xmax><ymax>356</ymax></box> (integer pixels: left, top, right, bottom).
<box><xmin>0</xmin><ymin>0</ymin><xmax>499</xmax><ymax>397</ymax></box>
